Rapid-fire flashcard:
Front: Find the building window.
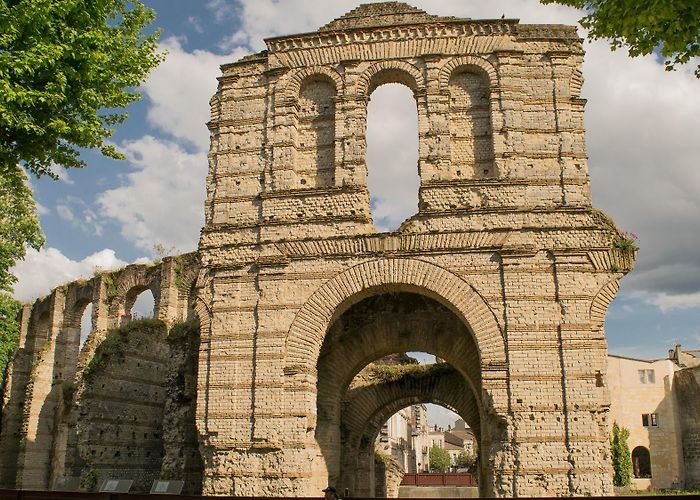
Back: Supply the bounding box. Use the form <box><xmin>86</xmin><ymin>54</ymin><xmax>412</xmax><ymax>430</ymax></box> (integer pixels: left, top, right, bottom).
<box><xmin>638</xmin><ymin>369</ymin><xmax>656</xmax><ymax>384</ymax></box>
<box><xmin>641</xmin><ymin>413</ymin><xmax>658</xmax><ymax>427</ymax></box>
<box><xmin>632</xmin><ymin>446</ymin><xmax>652</xmax><ymax>478</ymax></box>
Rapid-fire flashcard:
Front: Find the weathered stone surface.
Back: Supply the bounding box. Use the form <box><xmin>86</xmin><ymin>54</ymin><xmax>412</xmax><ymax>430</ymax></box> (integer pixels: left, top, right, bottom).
<box><xmin>0</xmin><ymin>3</ymin><xmax>634</xmax><ymax>497</ymax></box>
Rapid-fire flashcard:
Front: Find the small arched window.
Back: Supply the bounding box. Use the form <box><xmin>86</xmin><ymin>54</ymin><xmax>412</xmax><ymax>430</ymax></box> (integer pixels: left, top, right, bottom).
<box><xmin>632</xmin><ymin>446</ymin><xmax>651</xmax><ymax>478</ymax></box>
<box><xmin>448</xmin><ymin>67</ymin><xmax>494</xmax><ymax>179</ymax></box>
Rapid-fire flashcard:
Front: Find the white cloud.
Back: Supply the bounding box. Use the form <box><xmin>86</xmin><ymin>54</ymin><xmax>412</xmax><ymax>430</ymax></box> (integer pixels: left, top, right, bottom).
<box><xmin>583</xmin><ymin>41</ymin><xmax>700</xmax><ymax>299</ymax></box>
<box><xmin>426</xmin><ymin>403</ymin><xmax>461</xmax><ymax>429</ymax></box>
<box><xmin>187</xmin><ymin>15</ymin><xmax>204</xmax><ymax>34</ymax></box>
<box><xmin>96</xmin><ymin>135</ymin><xmax>206</xmax><ymax>253</ymax></box>
<box><xmin>56</xmin><ymin>203</ymin><xmax>75</xmax><ymax>223</ymax></box>
<box><xmin>56</xmin><ymin>196</ymin><xmax>104</xmax><ymax>236</ymax></box>
<box><xmin>225</xmin><ymin>0</ymin><xmax>581</xmax><ymax>51</ymax></box>
<box><xmin>141</xmin><ymin>37</ymin><xmax>248</xmax><ymax>151</ymax></box>
<box><xmin>206</xmin><ymin>0</ymin><xmax>239</xmax><ymax>24</ymax></box>
<box><xmin>35</xmin><ymin>202</ymin><xmax>50</xmax><ymax>216</ymax></box>
<box><xmin>54</xmin><ymin>167</ymin><xmax>74</xmax><ymax>185</ymax></box>
<box><xmin>646</xmin><ymin>292</ymin><xmax>700</xmax><ymax>313</ymax></box>
<box><xmin>11</xmin><ymin>248</ymin><xmax>127</xmax><ymax>303</ymax></box>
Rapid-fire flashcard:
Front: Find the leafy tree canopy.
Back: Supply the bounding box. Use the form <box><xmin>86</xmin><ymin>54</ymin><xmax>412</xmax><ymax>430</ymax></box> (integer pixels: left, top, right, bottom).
<box><xmin>0</xmin><ymin>165</ymin><xmax>43</xmax><ymax>294</ymax></box>
<box><xmin>0</xmin><ymin>0</ymin><xmax>164</xmax><ymax>181</ymax></box>
<box><xmin>429</xmin><ymin>445</ymin><xmax>451</xmax><ymax>473</ymax></box>
<box><xmin>542</xmin><ymin>0</ymin><xmax>700</xmax><ymax>77</ymax></box>
<box><xmin>0</xmin><ymin>293</ymin><xmax>21</xmax><ymax>384</ymax></box>
<box><xmin>456</xmin><ymin>450</ymin><xmax>477</xmax><ymax>471</ymax></box>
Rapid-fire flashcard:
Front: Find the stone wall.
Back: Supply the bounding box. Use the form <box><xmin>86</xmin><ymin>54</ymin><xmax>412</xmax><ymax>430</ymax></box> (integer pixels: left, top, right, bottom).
<box><xmin>195</xmin><ymin>2</ymin><xmax>633</xmax><ymax>497</ymax></box>
<box><xmin>675</xmin><ymin>366</ymin><xmax>700</xmax><ymax>489</ymax></box>
<box><xmin>0</xmin><ymin>254</ymin><xmax>201</xmax><ymax>491</ymax></box>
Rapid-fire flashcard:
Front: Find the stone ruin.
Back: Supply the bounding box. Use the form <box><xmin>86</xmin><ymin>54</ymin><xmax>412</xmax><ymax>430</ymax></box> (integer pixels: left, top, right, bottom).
<box><xmin>0</xmin><ymin>3</ymin><xmax>636</xmax><ymax>497</ymax></box>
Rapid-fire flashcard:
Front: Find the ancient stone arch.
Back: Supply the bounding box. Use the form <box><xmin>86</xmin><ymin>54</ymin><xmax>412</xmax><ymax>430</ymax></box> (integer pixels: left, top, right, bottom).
<box><xmin>356</xmin><ymin>60</ymin><xmax>424</xmax><ymax>97</ymax></box>
<box><xmin>339</xmin><ymin>364</ymin><xmax>481</xmax><ymax>495</ymax></box>
<box><xmin>284</xmin><ymin>258</ymin><xmax>505</xmax><ymax>372</ymax></box>
<box><xmin>0</xmin><ymin>3</ymin><xmax>636</xmax><ymax>497</ymax></box>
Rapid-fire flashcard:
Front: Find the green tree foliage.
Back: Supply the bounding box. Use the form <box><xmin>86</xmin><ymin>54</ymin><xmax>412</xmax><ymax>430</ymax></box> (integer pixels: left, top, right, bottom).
<box><xmin>456</xmin><ymin>449</ymin><xmax>477</xmax><ymax>472</ymax></box>
<box><xmin>0</xmin><ymin>293</ymin><xmax>21</xmax><ymax>383</ymax></box>
<box><xmin>0</xmin><ymin>165</ymin><xmax>43</xmax><ymax>293</ymax></box>
<box><xmin>542</xmin><ymin>0</ymin><xmax>700</xmax><ymax>77</ymax></box>
<box><xmin>429</xmin><ymin>445</ymin><xmax>451</xmax><ymax>473</ymax></box>
<box><xmin>610</xmin><ymin>422</ymin><xmax>633</xmax><ymax>487</ymax></box>
<box><xmin>0</xmin><ymin>0</ymin><xmax>164</xmax><ymax>181</ymax></box>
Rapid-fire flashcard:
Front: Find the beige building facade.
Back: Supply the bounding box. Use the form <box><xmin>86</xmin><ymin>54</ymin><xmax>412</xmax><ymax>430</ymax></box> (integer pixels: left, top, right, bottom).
<box><xmin>607</xmin><ymin>355</ymin><xmax>685</xmax><ymax>490</ymax></box>
<box><xmin>1</xmin><ymin>3</ymin><xmax>638</xmax><ymax>497</ymax></box>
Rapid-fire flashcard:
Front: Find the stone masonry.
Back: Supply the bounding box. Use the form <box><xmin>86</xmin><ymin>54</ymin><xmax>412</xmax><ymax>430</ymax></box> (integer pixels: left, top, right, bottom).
<box><xmin>0</xmin><ymin>3</ymin><xmax>635</xmax><ymax>497</ymax></box>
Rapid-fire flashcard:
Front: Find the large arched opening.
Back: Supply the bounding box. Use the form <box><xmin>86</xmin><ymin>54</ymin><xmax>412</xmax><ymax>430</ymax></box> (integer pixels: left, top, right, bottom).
<box><xmin>339</xmin><ymin>361</ymin><xmax>482</xmax><ymax>497</ymax></box>
<box><xmin>314</xmin><ymin>291</ymin><xmax>490</xmax><ymax>497</ymax></box>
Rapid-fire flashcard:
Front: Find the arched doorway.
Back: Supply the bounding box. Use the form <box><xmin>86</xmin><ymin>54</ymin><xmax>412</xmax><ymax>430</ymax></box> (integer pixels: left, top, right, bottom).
<box><xmin>339</xmin><ymin>361</ymin><xmax>481</xmax><ymax>497</ymax></box>
<box><xmin>283</xmin><ymin>258</ymin><xmax>507</xmax><ymax>497</ymax></box>
<box><xmin>314</xmin><ymin>291</ymin><xmax>491</xmax><ymax>497</ymax></box>
<box><xmin>632</xmin><ymin>446</ymin><xmax>651</xmax><ymax>478</ymax></box>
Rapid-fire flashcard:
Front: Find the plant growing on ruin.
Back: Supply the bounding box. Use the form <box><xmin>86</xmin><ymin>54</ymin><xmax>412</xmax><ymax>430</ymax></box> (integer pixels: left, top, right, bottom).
<box><xmin>80</xmin><ymin>469</ymin><xmax>100</xmax><ymax>491</ymax></box>
<box><xmin>364</xmin><ymin>363</ymin><xmax>452</xmax><ymax>384</ymax></box>
<box><xmin>99</xmin><ymin>273</ymin><xmax>118</xmax><ymax>300</ymax></box>
<box><xmin>60</xmin><ymin>381</ymin><xmax>76</xmax><ymax>414</ymax></box>
<box><xmin>613</xmin><ymin>231</ymin><xmax>638</xmax><ymax>251</ymax></box>
<box><xmin>610</xmin><ymin>422</ymin><xmax>633</xmax><ymax>487</ymax></box>
<box><xmin>83</xmin><ymin>318</ymin><xmax>164</xmax><ymax>379</ymax></box>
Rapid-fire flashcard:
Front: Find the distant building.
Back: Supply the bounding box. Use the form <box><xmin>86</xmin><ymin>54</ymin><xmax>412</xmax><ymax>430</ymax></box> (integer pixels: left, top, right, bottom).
<box><xmin>607</xmin><ymin>354</ymin><xmax>684</xmax><ymax>490</ymax></box>
<box><xmin>427</xmin><ymin>419</ymin><xmax>476</xmax><ymax>470</ymax></box>
<box><xmin>668</xmin><ymin>344</ymin><xmax>700</xmax><ymax>368</ymax></box>
<box><xmin>607</xmin><ymin>346</ymin><xmax>700</xmax><ymax>491</ymax></box>
<box><xmin>376</xmin><ymin>404</ymin><xmax>429</xmax><ymax>473</ymax></box>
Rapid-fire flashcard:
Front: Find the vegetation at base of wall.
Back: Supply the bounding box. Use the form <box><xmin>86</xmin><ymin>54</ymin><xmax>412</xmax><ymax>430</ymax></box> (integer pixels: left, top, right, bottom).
<box><xmin>617</xmin><ymin>489</ymin><xmax>700</xmax><ymax>496</ymax></box>
<box><xmin>429</xmin><ymin>444</ymin><xmax>451</xmax><ymax>472</ymax></box>
<box><xmin>83</xmin><ymin>318</ymin><xmax>165</xmax><ymax>380</ymax></box>
<box><xmin>363</xmin><ymin>362</ymin><xmax>452</xmax><ymax>384</ymax></box>
<box><xmin>610</xmin><ymin>421</ymin><xmax>633</xmax><ymax>487</ymax></box>
<box><xmin>0</xmin><ymin>293</ymin><xmax>21</xmax><ymax>385</ymax></box>
<box><xmin>80</xmin><ymin>469</ymin><xmax>100</xmax><ymax>491</ymax></box>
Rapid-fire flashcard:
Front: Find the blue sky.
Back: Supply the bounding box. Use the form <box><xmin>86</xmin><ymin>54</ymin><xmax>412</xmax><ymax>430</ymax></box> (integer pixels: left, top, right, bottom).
<box><xmin>10</xmin><ymin>1</ymin><xmax>700</xmax><ymax>426</ymax></box>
